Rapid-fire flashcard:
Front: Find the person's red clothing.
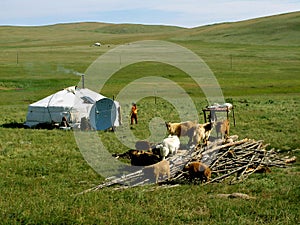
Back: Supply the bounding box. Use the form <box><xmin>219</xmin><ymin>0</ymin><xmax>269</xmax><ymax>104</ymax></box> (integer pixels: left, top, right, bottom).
<box><xmin>131</xmin><ymin>104</ymin><xmax>138</xmax><ymax>124</ymax></box>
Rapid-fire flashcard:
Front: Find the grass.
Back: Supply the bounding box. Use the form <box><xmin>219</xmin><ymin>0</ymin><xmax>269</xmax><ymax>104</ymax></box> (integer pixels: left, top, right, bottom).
<box><xmin>174</xmin><ymin>11</ymin><xmax>300</xmax><ymax>46</ymax></box>
<box><xmin>0</xmin><ymin>12</ymin><xmax>300</xmax><ymax>224</ymax></box>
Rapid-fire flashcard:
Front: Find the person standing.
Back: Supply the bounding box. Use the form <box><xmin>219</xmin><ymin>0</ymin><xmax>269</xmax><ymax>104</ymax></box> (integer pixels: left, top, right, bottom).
<box><xmin>130</xmin><ymin>103</ymin><xmax>138</xmax><ymax>125</ymax></box>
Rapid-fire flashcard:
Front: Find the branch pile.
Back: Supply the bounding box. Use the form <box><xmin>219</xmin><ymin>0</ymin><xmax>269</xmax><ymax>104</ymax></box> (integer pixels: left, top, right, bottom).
<box><xmin>79</xmin><ymin>135</ymin><xmax>296</xmax><ymax>193</ymax></box>
<box><xmin>170</xmin><ymin>135</ymin><xmax>295</xmax><ymax>185</ymax></box>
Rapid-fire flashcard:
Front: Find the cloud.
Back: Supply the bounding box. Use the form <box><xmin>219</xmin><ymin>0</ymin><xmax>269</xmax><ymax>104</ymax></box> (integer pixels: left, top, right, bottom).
<box><xmin>148</xmin><ymin>0</ymin><xmax>300</xmax><ymax>27</ymax></box>
<box><xmin>1</xmin><ymin>0</ymin><xmax>300</xmax><ymax>27</ymax></box>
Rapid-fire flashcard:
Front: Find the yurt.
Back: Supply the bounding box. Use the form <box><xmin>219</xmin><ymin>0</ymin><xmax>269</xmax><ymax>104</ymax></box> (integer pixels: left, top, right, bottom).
<box><xmin>24</xmin><ymin>86</ymin><xmax>121</xmax><ymax>130</ymax></box>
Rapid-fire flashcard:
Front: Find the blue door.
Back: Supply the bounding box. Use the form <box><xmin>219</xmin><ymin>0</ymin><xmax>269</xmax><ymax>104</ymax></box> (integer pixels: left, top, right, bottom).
<box><xmin>93</xmin><ymin>98</ymin><xmax>117</xmax><ymax>130</ymax></box>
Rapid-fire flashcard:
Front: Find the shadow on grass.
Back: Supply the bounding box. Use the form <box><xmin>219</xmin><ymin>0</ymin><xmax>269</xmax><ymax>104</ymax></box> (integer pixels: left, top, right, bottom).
<box><xmin>1</xmin><ymin>122</ymin><xmax>56</xmax><ymax>130</ymax></box>
<box><xmin>1</xmin><ymin>122</ymin><xmax>25</xmax><ymax>128</ymax></box>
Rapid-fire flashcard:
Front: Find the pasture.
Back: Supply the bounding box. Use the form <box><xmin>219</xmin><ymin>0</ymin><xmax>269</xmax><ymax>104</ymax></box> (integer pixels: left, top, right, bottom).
<box><xmin>0</xmin><ymin>12</ymin><xmax>299</xmax><ymax>224</ymax></box>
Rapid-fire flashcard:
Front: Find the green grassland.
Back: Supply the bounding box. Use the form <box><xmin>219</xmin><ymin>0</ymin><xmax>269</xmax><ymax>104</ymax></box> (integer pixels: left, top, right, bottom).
<box><xmin>0</xmin><ymin>12</ymin><xmax>300</xmax><ymax>224</ymax></box>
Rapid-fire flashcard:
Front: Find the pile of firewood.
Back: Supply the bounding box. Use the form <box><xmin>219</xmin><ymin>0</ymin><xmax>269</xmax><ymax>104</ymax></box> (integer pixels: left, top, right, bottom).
<box><xmin>79</xmin><ymin>135</ymin><xmax>296</xmax><ymax>193</ymax></box>
<box><xmin>169</xmin><ymin>135</ymin><xmax>296</xmax><ymax>185</ymax></box>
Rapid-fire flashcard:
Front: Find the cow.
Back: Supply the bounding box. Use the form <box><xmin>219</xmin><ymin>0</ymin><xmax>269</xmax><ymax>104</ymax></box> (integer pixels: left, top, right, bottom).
<box><xmin>156</xmin><ymin>135</ymin><xmax>180</xmax><ymax>160</ymax></box>
<box><xmin>184</xmin><ymin>161</ymin><xmax>211</xmax><ymax>183</ymax></box>
<box><xmin>192</xmin><ymin>122</ymin><xmax>214</xmax><ymax>146</ymax></box>
<box><xmin>215</xmin><ymin>119</ymin><xmax>230</xmax><ymax>140</ymax></box>
<box><xmin>145</xmin><ymin>160</ymin><xmax>170</xmax><ymax>184</ymax></box>
<box><xmin>114</xmin><ymin>149</ymin><xmax>161</xmax><ymax>166</ymax></box>
<box><xmin>165</xmin><ymin>121</ymin><xmax>197</xmax><ymax>145</ymax></box>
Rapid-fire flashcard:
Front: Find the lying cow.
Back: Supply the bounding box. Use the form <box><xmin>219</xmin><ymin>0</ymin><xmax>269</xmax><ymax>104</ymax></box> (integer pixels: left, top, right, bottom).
<box><xmin>145</xmin><ymin>160</ymin><xmax>170</xmax><ymax>184</ymax></box>
<box><xmin>114</xmin><ymin>149</ymin><xmax>161</xmax><ymax>166</ymax></box>
<box><xmin>184</xmin><ymin>161</ymin><xmax>211</xmax><ymax>183</ymax></box>
<box><xmin>156</xmin><ymin>135</ymin><xmax>180</xmax><ymax>160</ymax></box>
<box><xmin>165</xmin><ymin>121</ymin><xmax>197</xmax><ymax>145</ymax></box>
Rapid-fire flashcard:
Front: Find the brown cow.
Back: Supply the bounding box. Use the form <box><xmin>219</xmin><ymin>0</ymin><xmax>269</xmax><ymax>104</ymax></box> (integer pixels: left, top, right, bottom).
<box><xmin>192</xmin><ymin>122</ymin><xmax>213</xmax><ymax>146</ymax></box>
<box><xmin>165</xmin><ymin>121</ymin><xmax>197</xmax><ymax>145</ymax></box>
<box><xmin>184</xmin><ymin>161</ymin><xmax>211</xmax><ymax>183</ymax></box>
<box><xmin>145</xmin><ymin>160</ymin><xmax>170</xmax><ymax>184</ymax></box>
<box><xmin>215</xmin><ymin>119</ymin><xmax>230</xmax><ymax>140</ymax></box>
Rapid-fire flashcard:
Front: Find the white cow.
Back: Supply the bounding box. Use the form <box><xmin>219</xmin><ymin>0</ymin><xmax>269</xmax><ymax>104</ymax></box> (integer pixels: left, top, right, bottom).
<box><xmin>156</xmin><ymin>135</ymin><xmax>180</xmax><ymax>160</ymax></box>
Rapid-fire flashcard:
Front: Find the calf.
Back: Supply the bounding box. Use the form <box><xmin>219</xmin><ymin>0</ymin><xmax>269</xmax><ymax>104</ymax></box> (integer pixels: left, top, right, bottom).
<box><xmin>215</xmin><ymin>119</ymin><xmax>230</xmax><ymax>140</ymax></box>
<box><xmin>165</xmin><ymin>121</ymin><xmax>197</xmax><ymax>145</ymax></box>
<box><xmin>145</xmin><ymin>160</ymin><xmax>170</xmax><ymax>184</ymax></box>
<box><xmin>192</xmin><ymin>122</ymin><xmax>213</xmax><ymax>146</ymax></box>
<box><xmin>156</xmin><ymin>135</ymin><xmax>180</xmax><ymax>160</ymax></box>
<box><xmin>184</xmin><ymin>161</ymin><xmax>211</xmax><ymax>183</ymax></box>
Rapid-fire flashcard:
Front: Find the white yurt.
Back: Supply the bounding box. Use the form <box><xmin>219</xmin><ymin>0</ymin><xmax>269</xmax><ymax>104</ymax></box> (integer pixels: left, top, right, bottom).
<box><xmin>24</xmin><ymin>86</ymin><xmax>121</xmax><ymax>130</ymax></box>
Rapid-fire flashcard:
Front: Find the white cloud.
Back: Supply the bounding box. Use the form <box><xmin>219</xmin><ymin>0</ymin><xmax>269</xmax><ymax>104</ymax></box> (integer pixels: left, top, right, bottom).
<box><xmin>1</xmin><ymin>0</ymin><xmax>299</xmax><ymax>27</ymax></box>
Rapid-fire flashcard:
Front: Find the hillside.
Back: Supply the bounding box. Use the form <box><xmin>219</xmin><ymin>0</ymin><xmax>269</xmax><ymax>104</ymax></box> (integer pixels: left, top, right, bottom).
<box><xmin>173</xmin><ymin>11</ymin><xmax>300</xmax><ymax>46</ymax></box>
<box><xmin>1</xmin><ymin>11</ymin><xmax>300</xmax><ymax>48</ymax></box>
<box><xmin>0</xmin><ymin>11</ymin><xmax>299</xmax><ymax>101</ymax></box>
<box><xmin>0</xmin><ymin>22</ymin><xmax>185</xmax><ymax>48</ymax></box>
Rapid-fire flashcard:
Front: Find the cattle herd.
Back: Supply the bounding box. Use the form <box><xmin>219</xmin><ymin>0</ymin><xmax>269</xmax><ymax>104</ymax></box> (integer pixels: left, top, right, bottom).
<box><xmin>84</xmin><ymin>117</ymin><xmax>296</xmax><ymax>193</ymax></box>
<box><xmin>114</xmin><ymin>119</ymin><xmax>230</xmax><ymax>184</ymax></box>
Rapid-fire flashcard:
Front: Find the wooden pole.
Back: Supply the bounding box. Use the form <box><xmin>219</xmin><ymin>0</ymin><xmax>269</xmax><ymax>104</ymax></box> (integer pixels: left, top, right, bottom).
<box><xmin>232</xmin><ymin>107</ymin><xmax>236</xmax><ymax>126</ymax></box>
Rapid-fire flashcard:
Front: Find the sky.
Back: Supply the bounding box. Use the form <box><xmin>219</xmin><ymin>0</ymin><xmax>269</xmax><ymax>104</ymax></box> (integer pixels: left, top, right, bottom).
<box><xmin>1</xmin><ymin>0</ymin><xmax>300</xmax><ymax>28</ymax></box>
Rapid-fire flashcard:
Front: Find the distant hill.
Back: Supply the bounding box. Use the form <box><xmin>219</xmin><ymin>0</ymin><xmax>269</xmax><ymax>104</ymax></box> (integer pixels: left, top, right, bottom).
<box><xmin>0</xmin><ymin>11</ymin><xmax>299</xmax><ymax>47</ymax></box>
<box><xmin>173</xmin><ymin>11</ymin><xmax>300</xmax><ymax>46</ymax></box>
<box><xmin>0</xmin><ymin>22</ymin><xmax>185</xmax><ymax>47</ymax></box>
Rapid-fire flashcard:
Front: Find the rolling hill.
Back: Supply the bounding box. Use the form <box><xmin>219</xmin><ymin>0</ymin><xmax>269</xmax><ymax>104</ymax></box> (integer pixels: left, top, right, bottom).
<box><xmin>174</xmin><ymin>11</ymin><xmax>300</xmax><ymax>46</ymax></box>
<box><xmin>0</xmin><ymin>11</ymin><xmax>299</xmax><ymax>48</ymax></box>
<box><xmin>0</xmin><ymin>11</ymin><xmax>299</xmax><ymax>101</ymax></box>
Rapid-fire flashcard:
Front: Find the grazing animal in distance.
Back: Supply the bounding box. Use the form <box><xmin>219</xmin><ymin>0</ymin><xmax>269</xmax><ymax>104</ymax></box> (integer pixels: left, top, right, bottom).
<box><xmin>156</xmin><ymin>135</ymin><xmax>180</xmax><ymax>160</ymax></box>
<box><xmin>165</xmin><ymin>121</ymin><xmax>197</xmax><ymax>145</ymax></box>
<box><xmin>215</xmin><ymin>119</ymin><xmax>230</xmax><ymax>140</ymax></box>
<box><xmin>145</xmin><ymin>160</ymin><xmax>170</xmax><ymax>184</ymax></box>
<box><xmin>184</xmin><ymin>161</ymin><xmax>211</xmax><ymax>183</ymax></box>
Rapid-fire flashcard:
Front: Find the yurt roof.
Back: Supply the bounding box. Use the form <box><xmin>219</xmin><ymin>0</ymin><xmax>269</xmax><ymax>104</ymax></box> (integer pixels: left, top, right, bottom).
<box><xmin>29</xmin><ymin>86</ymin><xmax>106</xmax><ymax>108</ymax></box>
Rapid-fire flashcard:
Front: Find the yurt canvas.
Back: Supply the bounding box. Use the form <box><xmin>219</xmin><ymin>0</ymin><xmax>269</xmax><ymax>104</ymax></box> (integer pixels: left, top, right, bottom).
<box><xmin>24</xmin><ymin>86</ymin><xmax>121</xmax><ymax>130</ymax></box>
